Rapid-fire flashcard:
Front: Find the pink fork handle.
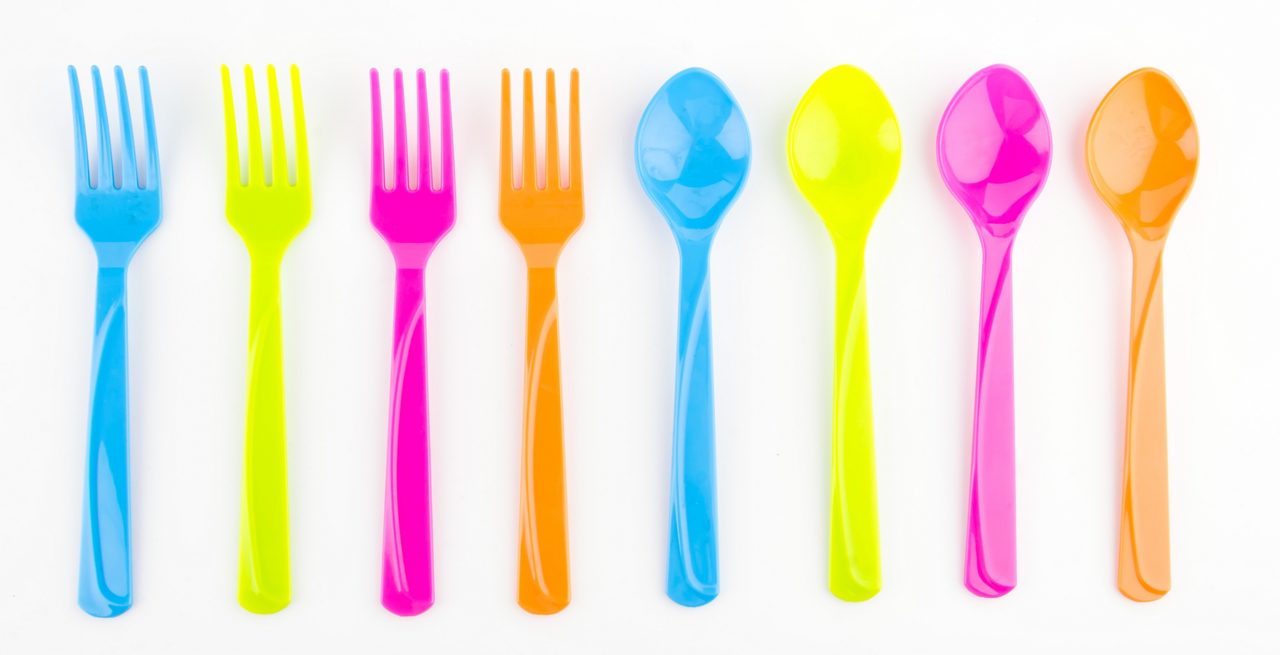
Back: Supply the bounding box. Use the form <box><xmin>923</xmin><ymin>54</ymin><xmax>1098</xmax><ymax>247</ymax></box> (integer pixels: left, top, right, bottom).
<box><xmin>382</xmin><ymin>266</ymin><xmax>434</xmax><ymax>616</ymax></box>
<box><xmin>966</xmin><ymin>235</ymin><xmax>1017</xmax><ymax>597</ymax></box>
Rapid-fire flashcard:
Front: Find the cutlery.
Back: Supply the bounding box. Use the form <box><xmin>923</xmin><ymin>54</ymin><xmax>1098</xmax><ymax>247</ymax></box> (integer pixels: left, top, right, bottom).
<box><xmin>635</xmin><ymin>68</ymin><xmax>750</xmax><ymax>607</ymax></box>
<box><xmin>69</xmin><ymin>65</ymin><xmax>161</xmax><ymax>618</ymax></box>
<box><xmin>370</xmin><ymin>67</ymin><xmax>454</xmax><ymax>616</ymax></box>
<box><xmin>787</xmin><ymin>65</ymin><xmax>900</xmax><ymax>602</ymax></box>
<box><xmin>936</xmin><ymin>64</ymin><xmax>1051</xmax><ymax>598</ymax></box>
<box><xmin>221</xmin><ymin>64</ymin><xmax>311</xmax><ymax>614</ymax></box>
<box><xmin>369</xmin><ymin>68</ymin><xmax>454</xmax><ymax>616</ymax></box>
<box><xmin>1086</xmin><ymin>68</ymin><xmax>1197</xmax><ymax>602</ymax></box>
<box><xmin>499</xmin><ymin>68</ymin><xmax>583</xmax><ymax>615</ymax></box>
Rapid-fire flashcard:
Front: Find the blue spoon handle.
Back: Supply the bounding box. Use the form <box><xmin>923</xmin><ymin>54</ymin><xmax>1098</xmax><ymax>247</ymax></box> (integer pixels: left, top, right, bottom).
<box><xmin>667</xmin><ymin>240</ymin><xmax>718</xmax><ymax>607</ymax></box>
<box><xmin>79</xmin><ymin>265</ymin><xmax>132</xmax><ymax>617</ymax></box>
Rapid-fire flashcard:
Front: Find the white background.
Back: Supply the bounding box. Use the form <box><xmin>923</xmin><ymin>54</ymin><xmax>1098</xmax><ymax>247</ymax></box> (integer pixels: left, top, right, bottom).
<box><xmin>0</xmin><ymin>0</ymin><xmax>1276</xmax><ymax>652</ymax></box>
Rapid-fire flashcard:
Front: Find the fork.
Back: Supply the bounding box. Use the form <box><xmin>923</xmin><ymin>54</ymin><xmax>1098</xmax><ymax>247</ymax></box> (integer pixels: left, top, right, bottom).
<box><xmin>220</xmin><ymin>64</ymin><xmax>311</xmax><ymax>614</ymax></box>
<box><xmin>369</xmin><ymin>68</ymin><xmax>455</xmax><ymax>616</ymax></box>
<box><xmin>500</xmin><ymin>68</ymin><xmax>583</xmax><ymax>615</ymax></box>
<box><xmin>69</xmin><ymin>65</ymin><xmax>160</xmax><ymax>618</ymax></box>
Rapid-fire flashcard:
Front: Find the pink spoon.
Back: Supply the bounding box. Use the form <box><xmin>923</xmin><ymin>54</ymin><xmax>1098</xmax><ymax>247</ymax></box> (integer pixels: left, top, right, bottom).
<box><xmin>936</xmin><ymin>64</ymin><xmax>1051</xmax><ymax>598</ymax></box>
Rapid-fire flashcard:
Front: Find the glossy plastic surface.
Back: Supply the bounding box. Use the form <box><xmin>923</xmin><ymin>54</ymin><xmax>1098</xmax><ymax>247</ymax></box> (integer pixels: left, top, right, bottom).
<box><xmin>937</xmin><ymin>64</ymin><xmax>1050</xmax><ymax>598</ymax></box>
<box><xmin>499</xmin><ymin>69</ymin><xmax>583</xmax><ymax>615</ymax></box>
<box><xmin>635</xmin><ymin>68</ymin><xmax>749</xmax><ymax>607</ymax></box>
<box><xmin>221</xmin><ymin>64</ymin><xmax>311</xmax><ymax>614</ymax></box>
<box><xmin>787</xmin><ymin>65</ymin><xmax>900</xmax><ymax>602</ymax></box>
<box><xmin>69</xmin><ymin>65</ymin><xmax>161</xmax><ymax>618</ymax></box>
<box><xmin>1086</xmin><ymin>68</ymin><xmax>1197</xmax><ymax>602</ymax></box>
<box><xmin>370</xmin><ymin>68</ymin><xmax>455</xmax><ymax>616</ymax></box>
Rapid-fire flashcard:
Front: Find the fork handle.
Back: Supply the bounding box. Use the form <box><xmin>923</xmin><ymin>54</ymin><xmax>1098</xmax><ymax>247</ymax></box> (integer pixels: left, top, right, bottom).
<box><xmin>381</xmin><ymin>266</ymin><xmax>435</xmax><ymax>616</ymax></box>
<box><xmin>517</xmin><ymin>264</ymin><xmax>570</xmax><ymax>614</ymax></box>
<box><xmin>1118</xmin><ymin>238</ymin><xmax>1170</xmax><ymax>601</ymax></box>
<box><xmin>965</xmin><ymin>235</ymin><xmax>1017</xmax><ymax>598</ymax></box>
<box><xmin>238</xmin><ymin>257</ymin><xmax>291</xmax><ymax>614</ymax></box>
<box><xmin>79</xmin><ymin>265</ymin><xmax>133</xmax><ymax>618</ymax></box>
<box><xmin>667</xmin><ymin>239</ymin><xmax>718</xmax><ymax>607</ymax></box>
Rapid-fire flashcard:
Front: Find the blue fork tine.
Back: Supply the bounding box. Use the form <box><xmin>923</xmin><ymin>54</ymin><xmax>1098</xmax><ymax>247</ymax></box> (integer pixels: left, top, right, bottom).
<box><xmin>68</xmin><ymin>68</ymin><xmax>91</xmax><ymax>192</ymax></box>
<box><xmin>90</xmin><ymin>66</ymin><xmax>114</xmax><ymax>190</ymax></box>
<box><xmin>140</xmin><ymin>68</ymin><xmax>159</xmax><ymax>190</ymax></box>
<box><xmin>112</xmin><ymin>67</ymin><xmax>137</xmax><ymax>190</ymax></box>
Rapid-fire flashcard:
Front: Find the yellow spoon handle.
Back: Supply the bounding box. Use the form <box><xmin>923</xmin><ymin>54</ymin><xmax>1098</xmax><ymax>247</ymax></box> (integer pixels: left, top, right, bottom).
<box><xmin>829</xmin><ymin>247</ymin><xmax>881</xmax><ymax>601</ymax></box>
<box><xmin>1118</xmin><ymin>239</ymin><xmax>1171</xmax><ymax>601</ymax></box>
<box><xmin>238</xmin><ymin>254</ymin><xmax>291</xmax><ymax>614</ymax></box>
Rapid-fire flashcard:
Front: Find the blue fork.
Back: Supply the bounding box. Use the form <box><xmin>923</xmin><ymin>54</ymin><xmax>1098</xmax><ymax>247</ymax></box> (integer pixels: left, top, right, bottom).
<box><xmin>68</xmin><ymin>65</ymin><xmax>161</xmax><ymax>618</ymax></box>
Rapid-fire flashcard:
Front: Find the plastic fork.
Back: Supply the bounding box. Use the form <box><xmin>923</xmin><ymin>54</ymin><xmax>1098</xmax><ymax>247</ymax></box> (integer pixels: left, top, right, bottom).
<box><xmin>369</xmin><ymin>67</ymin><xmax>455</xmax><ymax>616</ymax></box>
<box><xmin>220</xmin><ymin>64</ymin><xmax>311</xmax><ymax>614</ymax></box>
<box><xmin>69</xmin><ymin>65</ymin><xmax>161</xmax><ymax>618</ymax></box>
<box><xmin>500</xmin><ymin>68</ymin><xmax>583</xmax><ymax>615</ymax></box>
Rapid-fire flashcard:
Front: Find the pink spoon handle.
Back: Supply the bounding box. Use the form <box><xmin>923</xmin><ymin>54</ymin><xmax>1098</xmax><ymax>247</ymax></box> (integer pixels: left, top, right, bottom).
<box><xmin>381</xmin><ymin>265</ymin><xmax>434</xmax><ymax>616</ymax></box>
<box><xmin>965</xmin><ymin>235</ymin><xmax>1017</xmax><ymax>597</ymax></box>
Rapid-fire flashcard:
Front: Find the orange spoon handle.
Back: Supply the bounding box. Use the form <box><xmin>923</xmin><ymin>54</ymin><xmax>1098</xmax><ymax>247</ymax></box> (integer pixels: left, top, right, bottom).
<box><xmin>1118</xmin><ymin>239</ymin><xmax>1171</xmax><ymax>601</ymax></box>
<box><xmin>517</xmin><ymin>263</ymin><xmax>571</xmax><ymax>614</ymax></box>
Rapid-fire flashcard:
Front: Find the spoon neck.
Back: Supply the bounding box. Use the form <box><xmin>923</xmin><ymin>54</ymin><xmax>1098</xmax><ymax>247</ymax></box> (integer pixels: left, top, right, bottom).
<box><xmin>977</xmin><ymin>231</ymin><xmax>1016</xmax><ymax>260</ymax></box>
<box><xmin>676</xmin><ymin>236</ymin><xmax>713</xmax><ymax>265</ymax></box>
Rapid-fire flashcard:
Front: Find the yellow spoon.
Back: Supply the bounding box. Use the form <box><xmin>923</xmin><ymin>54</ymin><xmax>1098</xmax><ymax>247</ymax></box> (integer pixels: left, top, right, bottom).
<box><xmin>787</xmin><ymin>65</ymin><xmax>901</xmax><ymax>601</ymax></box>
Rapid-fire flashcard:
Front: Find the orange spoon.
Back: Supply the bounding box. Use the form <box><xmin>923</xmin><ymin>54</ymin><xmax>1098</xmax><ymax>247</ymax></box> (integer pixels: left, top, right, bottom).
<box><xmin>1085</xmin><ymin>68</ymin><xmax>1198</xmax><ymax>602</ymax></box>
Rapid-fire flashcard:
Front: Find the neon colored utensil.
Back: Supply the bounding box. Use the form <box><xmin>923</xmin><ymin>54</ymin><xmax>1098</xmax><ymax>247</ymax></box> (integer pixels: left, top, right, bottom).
<box><xmin>936</xmin><ymin>64</ymin><xmax>1050</xmax><ymax>598</ymax></box>
<box><xmin>221</xmin><ymin>64</ymin><xmax>310</xmax><ymax>614</ymax></box>
<box><xmin>635</xmin><ymin>68</ymin><xmax>750</xmax><ymax>607</ymax></box>
<box><xmin>1086</xmin><ymin>69</ymin><xmax>1197</xmax><ymax>602</ymax></box>
<box><xmin>787</xmin><ymin>65</ymin><xmax>900</xmax><ymax>602</ymax></box>
<box><xmin>369</xmin><ymin>68</ymin><xmax>454</xmax><ymax>616</ymax></box>
<box><xmin>69</xmin><ymin>65</ymin><xmax>160</xmax><ymax>618</ymax></box>
<box><xmin>499</xmin><ymin>68</ymin><xmax>582</xmax><ymax>615</ymax></box>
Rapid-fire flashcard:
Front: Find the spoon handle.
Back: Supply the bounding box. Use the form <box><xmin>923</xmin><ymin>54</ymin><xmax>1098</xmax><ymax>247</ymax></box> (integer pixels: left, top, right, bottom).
<box><xmin>966</xmin><ymin>236</ymin><xmax>1017</xmax><ymax>597</ymax></box>
<box><xmin>829</xmin><ymin>249</ymin><xmax>880</xmax><ymax>601</ymax></box>
<box><xmin>517</xmin><ymin>264</ymin><xmax>571</xmax><ymax>614</ymax></box>
<box><xmin>667</xmin><ymin>241</ymin><xmax>718</xmax><ymax>607</ymax></box>
<box><xmin>79</xmin><ymin>265</ymin><xmax>133</xmax><ymax>617</ymax></box>
<box><xmin>1118</xmin><ymin>240</ymin><xmax>1171</xmax><ymax>601</ymax></box>
<box><xmin>381</xmin><ymin>266</ymin><xmax>434</xmax><ymax>616</ymax></box>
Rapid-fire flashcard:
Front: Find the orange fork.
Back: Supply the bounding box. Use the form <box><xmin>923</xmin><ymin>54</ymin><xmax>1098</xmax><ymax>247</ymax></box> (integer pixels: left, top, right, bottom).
<box><xmin>499</xmin><ymin>68</ymin><xmax>583</xmax><ymax>615</ymax></box>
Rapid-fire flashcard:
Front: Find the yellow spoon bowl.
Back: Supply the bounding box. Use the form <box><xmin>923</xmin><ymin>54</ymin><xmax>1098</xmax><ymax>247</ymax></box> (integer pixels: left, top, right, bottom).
<box><xmin>787</xmin><ymin>65</ymin><xmax>901</xmax><ymax>601</ymax></box>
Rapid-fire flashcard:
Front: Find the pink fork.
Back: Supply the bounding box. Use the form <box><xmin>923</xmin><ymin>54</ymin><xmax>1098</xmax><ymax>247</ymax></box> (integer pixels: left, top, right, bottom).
<box><xmin>369</xmin><ymin>68</ymin><xmax>455</xmax><ymax>616</ymax></box>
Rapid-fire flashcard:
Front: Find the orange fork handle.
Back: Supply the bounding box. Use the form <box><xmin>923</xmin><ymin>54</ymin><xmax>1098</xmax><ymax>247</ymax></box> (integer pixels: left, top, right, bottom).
<box><xmin>517</xmin><ymin>264</ymin><xmax>571</xmax><ymax>614</ymax></box>
<box><xmin>1118</xmin><ymin>239</ymin><xmax>1171</xmax><ymax>602</ymax></box>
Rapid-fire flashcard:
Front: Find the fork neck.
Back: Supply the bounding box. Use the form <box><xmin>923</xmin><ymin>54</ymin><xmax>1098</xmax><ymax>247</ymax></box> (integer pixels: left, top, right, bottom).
<box><xmin>520</xmin><ymin>244</ymin><xmax>565</xmax><ymax>271</ymax></box>
<box><xmin>94</xmin><ymin>243</ymin><xmax>140</xmax><ymax>270</ymax></box>
<box><xmin>388</xmin><ymin>244</ymin><xmax>436</xmax><ymax>271</ymax></box>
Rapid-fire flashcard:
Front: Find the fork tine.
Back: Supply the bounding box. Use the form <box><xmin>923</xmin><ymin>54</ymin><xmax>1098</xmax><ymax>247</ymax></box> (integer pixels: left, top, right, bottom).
<box><xmin>416</xmin><ymin>69</ymin><xmax>431</xmax><ymax>192</ymax></box>
<box><xmin>393</xmin><ymin>69</ymin><xmax>408</xmax><ymax>191</ymax></box>
<box><xmin>291</xmin><ymin>65</ymin><xmax>309</xmax><ymax>187</ymax></box>
<box><xmin>569</xmin><ymin>69</ymin><xmax>582</xmax><ymax>191</ymax></box>
<box><xmin>521</xmin><ymin>69</ymin><xmax>536</xmax><ymax>190</ymax></box>
<box><xmin>370</xmin><ymin>68</ymin><xmax>384</xmax><ymax>191</ymax></box>
<box><xmin>91</xmin><ymin>66</ymin><xmax>115</xmax><ymax>190</ymax></box>
<box><xmin>500</xmin><ymin>69</ymin><xmax>512</xmax><ymax>191</ymax></box>
<box><xmin>69</xmin><ymin>67</ymin><xmax>91</xmax><ymax>192</ymax></box>
<box><xmin>113</xmin><ymin>67</ymin><xmax>138</xmax><ymax>190</ymax></box>
<box><xmin>221</xmin><ymin>66</ymin><xmax>240</xmax><ymax>187</ymax></box>
<box><xmin>440</xmin><ymin>70</ymin><xmax>454</xmax><ymax>192</ymax></box>
<box><xmin>545</xmin><ymin>69</ymin><xmax>559</xmax><ymax>190</ymax></box>
<box><xmin>267</xmin><ymin>65</ymin><xmax>288</xmax><ymax>187</ymax></box>
<box><xmin>140</xmin><ymin>67</ymin><xmax>159</xmax><ymax>191</ymax></box>
<box><xmin>243</xmin><ymin>66</ymin><xmax>264</xmax><ymax>186</ymax></box>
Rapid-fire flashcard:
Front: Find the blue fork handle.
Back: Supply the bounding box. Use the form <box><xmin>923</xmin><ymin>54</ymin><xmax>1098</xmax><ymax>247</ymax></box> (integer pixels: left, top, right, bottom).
<box><xmin>667</xmin><ymin>239</ymin><xmax>718</xmax><ymax>607</ymax></box>
<box><xmin>79</xmin><ymin>265</ymin><xmax>132</xmax><ymax>617</ymax></box>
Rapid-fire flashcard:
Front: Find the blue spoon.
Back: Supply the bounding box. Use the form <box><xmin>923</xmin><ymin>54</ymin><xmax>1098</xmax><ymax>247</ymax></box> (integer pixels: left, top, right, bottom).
<box><xmin>635</xmin><ymin>68</ymin><xmax>750</xmax><ymax>607</ymax></box>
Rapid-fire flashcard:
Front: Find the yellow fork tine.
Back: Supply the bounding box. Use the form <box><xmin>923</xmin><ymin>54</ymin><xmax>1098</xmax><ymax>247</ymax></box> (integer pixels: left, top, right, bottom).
<box><xmin>291</xmin><ymin>66</ymin><xmax>309</xmax><ymax>188</ymax></box>
<box><xmin>569</xmin><ymin>69</ymin><xmax>581</xmax><ymax>192</ymax></box>
<box><xmin>243</xmin><ymin>66</ymin><xmax>264</xmax><ymax>186</ymax></box>
<box><xmin>545</xmin><ymin>70</ymin><xmax>559</xmax><ymax>190</ymax></box>
<box><xmin>267</xmin><ymin>65</ymin><xmax>288</xmax><ymax>186</ymax></box>
<box><xmin>500</xmin><ymin>69</ymin><xmax>513</xmax><ymax>191</ymax></box>
<box><xmin>221</xmin><ymin>65</ymin><xmax>240</xmax><ymax>187</ymax></box>
<box><xmin>521</xmin><ymin>68</ymin><xmax>536</xmax><ymax>190</ymax></box>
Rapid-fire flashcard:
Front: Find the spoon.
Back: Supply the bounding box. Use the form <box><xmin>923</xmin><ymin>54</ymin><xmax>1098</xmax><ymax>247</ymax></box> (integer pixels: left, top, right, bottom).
<box><xmin>787</xmin><ymin>65</ymin><xmax>901</xmax><ymax>602</ymax></box>
<box><xmin>635</xmin><ymin>68</ymin><xmax>750</xmax><ymax>607</ymax></box>
<box><xmin>1086</xmin><ymin>68</ymin><xmax>1197</xmax><ymax>602</ymax></box>
<box><xmin>936</xmin><ymin>64</ymin><xmax>1051</xmax><ymax>598</ymax></box>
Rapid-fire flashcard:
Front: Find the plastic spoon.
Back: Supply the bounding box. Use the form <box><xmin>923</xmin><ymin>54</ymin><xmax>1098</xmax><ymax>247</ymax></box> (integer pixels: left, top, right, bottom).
<box><xmin>1086</xmin><ymin>68</ymin><xmax>1197</xmax><ymax>602</ymax></box>
<box><xmin>787</xmin><ymin>65</ymin><xmax>901</xmax><ymax>601</ymax></box>
<box><xmin>635</xmin><ymin>68</ymin><xmax>750</xmax><ymax>607</ymax></box>
<box><xmin>936</xmin><ymin>64</ymin><xmax>1051</xmax><ymax>598</ymax></box>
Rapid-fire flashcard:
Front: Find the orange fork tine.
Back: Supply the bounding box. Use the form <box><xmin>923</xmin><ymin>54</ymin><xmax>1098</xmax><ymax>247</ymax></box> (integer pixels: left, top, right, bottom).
<box><xmin>500</xmin><ymin>69</ymin><xmax>513</xmax><ymax>192</ymax></box>
<box><xmin>545</xmin><ymin>70</ymin><xmax>558</xmax><ymax>190</ymax></box>
<box><xmin>521</xmin><ymin>69</ymin><xmax>537</xmax><ymax>189</ymax></box>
